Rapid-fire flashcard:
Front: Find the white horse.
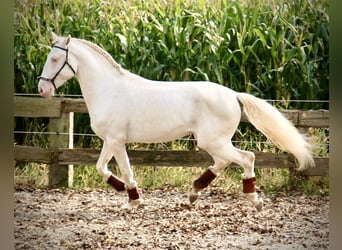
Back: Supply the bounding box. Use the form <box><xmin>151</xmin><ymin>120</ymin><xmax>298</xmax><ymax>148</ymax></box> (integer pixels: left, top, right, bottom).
<box><xmin>38</xmin><ymin>33</ymin><xmax>314</xmax><ymax>210</ymax></box>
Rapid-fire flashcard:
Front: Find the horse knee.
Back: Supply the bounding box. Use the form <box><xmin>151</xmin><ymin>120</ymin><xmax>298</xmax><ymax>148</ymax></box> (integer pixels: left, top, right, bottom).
<box><xmin>96</xmin><ymin>163</ymin><xmax>112</xmax><ymax>181</ymax></box>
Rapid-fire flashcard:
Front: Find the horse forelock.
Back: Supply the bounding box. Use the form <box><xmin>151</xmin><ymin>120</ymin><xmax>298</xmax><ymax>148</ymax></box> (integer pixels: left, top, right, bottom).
<box><xmin>73</xmin><ymin>38</ymin><xmax>125</xmax><ymax>75</ymax></box>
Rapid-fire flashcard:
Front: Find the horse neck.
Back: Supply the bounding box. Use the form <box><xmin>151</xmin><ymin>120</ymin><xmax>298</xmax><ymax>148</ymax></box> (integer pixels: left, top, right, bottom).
<box><xmin>69</xmin><ymin>40</ymin><xmax>126</xmax><ymax>111</ymax></box>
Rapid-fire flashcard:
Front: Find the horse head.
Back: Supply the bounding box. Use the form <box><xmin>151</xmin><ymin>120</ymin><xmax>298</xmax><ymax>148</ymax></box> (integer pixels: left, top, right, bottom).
<box><xmin>38</xmin><ymin>32</ymin><xmax>77</xmax><ymax>97</ymax></box>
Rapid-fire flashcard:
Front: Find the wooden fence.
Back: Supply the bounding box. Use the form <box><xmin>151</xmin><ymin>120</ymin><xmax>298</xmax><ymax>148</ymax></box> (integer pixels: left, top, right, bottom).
<box><xmin>14</xmin><ymin>96</ymin><xmax>329</xmax><ymax>187</ymax></box>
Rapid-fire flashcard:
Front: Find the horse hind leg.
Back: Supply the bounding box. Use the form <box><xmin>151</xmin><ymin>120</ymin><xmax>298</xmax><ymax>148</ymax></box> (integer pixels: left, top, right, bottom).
<box><xmin>189</xmin><ymin>157</ymin><xmax>230</xmax><ymax>203</ymax></box>
<box><xmin>191</xmin><ymin>142</ymin><xmax>263</xmax><ymax>211</ymax></box>
<box><xmin>223</xmin><ymin>146</ymin><xmax>263</xmax><ymax>211</ymax></box>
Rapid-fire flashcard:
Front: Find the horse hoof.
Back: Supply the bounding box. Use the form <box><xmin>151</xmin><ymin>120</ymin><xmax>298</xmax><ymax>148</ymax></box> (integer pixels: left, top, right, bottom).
<box><xmin>254</xmin><ymin>198</ymin><xmax>263</xmax><ymax>212</ymax></box>
<box><xmin>121</xmin><ymin>198</ymin><xmax>143</xmax><ymax>210</ymax></box>
<box><xmin>189</xmin><ymin>190</ymin><xmax>199</xmax><ymax>204</ymax></box>
<box><xmin>121</xmin><ymin>203</ymin><xmax>131</xmax><ymax>210</ymax></box>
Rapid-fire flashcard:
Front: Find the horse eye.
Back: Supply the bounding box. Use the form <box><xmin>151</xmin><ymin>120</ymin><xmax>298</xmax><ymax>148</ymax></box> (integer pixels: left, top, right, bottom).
<box><xmin>51</xmin><ymin>57</ymin><xmax>58</xmax><ymax>63</ymax></box>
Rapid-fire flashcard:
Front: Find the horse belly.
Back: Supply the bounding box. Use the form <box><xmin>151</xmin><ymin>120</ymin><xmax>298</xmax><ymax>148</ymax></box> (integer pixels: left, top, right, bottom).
<box><xmin>126</xmin><ymin>103</ymin><xmax>195</xmax><ymax>143</ymax></box>
<box><xmin>127</xmin><ymin>126</ymin><xmax>191</xmax><ymax>143</ymax></box>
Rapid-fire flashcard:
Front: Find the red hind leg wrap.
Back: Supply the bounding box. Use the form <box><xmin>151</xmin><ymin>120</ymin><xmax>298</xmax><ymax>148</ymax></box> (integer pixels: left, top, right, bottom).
<box><xmin>193</xmin><ymin>169</ymin><xmax>216</xmax><ymax>190</ymax></box>
<box><xmin>243</xmin><ymin>177</ymin><xmax>256</xmax><ymax>193</ymax></box>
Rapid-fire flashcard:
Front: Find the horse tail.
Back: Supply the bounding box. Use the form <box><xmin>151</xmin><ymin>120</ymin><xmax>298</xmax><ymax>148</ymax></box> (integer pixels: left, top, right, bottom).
<box><xmin>236</xmin><ymin>92</ymin><xmax>315</xmax><ymax>170</ymax></box>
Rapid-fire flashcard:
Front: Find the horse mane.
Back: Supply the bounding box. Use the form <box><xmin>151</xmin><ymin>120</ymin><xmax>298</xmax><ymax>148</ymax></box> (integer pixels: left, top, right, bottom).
<box><xmin>74</xmin><ymin>38</ymin><xmax>125</xmax><ymax>75</ymax></box>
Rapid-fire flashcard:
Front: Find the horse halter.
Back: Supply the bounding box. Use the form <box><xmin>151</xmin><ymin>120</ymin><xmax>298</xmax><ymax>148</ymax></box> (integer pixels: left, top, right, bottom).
<box><xmin>38</xmin><ymin>45</ymin><xmax>76</xmax><ymax>91</ymax></box>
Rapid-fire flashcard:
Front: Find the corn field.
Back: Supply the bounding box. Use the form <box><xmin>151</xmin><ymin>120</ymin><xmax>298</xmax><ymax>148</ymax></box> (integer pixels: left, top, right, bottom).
<box><xmin>14</xmin><ymin>0</ymin><xmax>329</xmax><ymax>148</ymax></box>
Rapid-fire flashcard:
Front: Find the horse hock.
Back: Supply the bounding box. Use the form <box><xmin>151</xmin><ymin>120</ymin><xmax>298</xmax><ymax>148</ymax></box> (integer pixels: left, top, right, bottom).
<box><xmin>107</xmin><ymin>175</ymin><xmax>125</xmax><ymax>192</ymax></box>
<box><xmin>189</xmin><ymin>168</ymin><xmax>216</xmax><ymax>203</ymax></box>
<box><xmin>243</xmin><ymin>177</ymin><xmax>263</xmax><ymax>211</ymax></box>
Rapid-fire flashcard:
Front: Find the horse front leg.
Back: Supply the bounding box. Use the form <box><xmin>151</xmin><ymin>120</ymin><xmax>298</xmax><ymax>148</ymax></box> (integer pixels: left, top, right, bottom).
<box><xmin>111</xmin><ymin>142</ymin><xmax>142</xmax><ymax>209</ymax></box>
<box><xmin>96</xmin><ymin>142</ymin><xmax>125</xmax><ymax>192</ymax></box>
<box><xmin>192</xmin><ymin>142</ymin><xmax>263</xmax><ymax>211</ymax></box>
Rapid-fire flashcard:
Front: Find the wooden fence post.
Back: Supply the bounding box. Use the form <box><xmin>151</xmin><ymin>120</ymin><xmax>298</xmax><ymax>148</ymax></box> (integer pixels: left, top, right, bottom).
<box><xmin>68</xmin><ymin>112</ymin><xmax>74</xmax><ymax>187</ymax></box>
<box><xmin>48</xmin><ymin>112</ymin><xmax>73</xmax><ymax>188</ymax></box>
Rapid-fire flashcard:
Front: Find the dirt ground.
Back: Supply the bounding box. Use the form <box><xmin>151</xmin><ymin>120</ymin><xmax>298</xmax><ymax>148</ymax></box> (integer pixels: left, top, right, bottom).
<box><xmin>14</xmin><ymin>187</ymin><xmax>329</xmax><ymax>249</ymax></box>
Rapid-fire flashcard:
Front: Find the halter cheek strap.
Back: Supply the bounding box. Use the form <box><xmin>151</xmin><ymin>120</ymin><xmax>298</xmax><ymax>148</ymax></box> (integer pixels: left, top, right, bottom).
<box><xmin>38</xmin><ymin>45</ymin><xmax>76</xmax><ymax>91</ymax></box>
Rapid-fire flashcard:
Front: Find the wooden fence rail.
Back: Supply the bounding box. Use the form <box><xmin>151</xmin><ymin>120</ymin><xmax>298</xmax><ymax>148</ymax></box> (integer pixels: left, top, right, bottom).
<box><xmin>14</xmin><ymin>96</ymin><xmax>329</xmax><ymax>187</ymax></box>
<box><xmin>14</xmin><ymin>96</ymin><xmax>329</xmax><ymax>127</ymax></box>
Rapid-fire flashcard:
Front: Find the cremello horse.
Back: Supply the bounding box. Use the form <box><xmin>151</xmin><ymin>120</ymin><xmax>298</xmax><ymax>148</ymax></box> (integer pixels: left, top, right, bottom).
<box><xmin>38</xmin><ymin>33</ymin><xmax>314</xmax><ymax>210</ymax></box>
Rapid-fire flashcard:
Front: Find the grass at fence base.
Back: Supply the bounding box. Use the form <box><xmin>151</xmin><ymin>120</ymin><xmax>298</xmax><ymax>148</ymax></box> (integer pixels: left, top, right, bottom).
<box><xmin>14</xmin><ymin>163</ymin><xmax>49</xmax><ymax>188</ymax></box>
<box><xmin>14</xmin><ymin>128</ymin><xmax>329</xmax><ymax>195</ymax></box>
<box><xmin>14</xmin><ymin>162</ymin><xmax>328</xmax><ymax>196</ymax></box>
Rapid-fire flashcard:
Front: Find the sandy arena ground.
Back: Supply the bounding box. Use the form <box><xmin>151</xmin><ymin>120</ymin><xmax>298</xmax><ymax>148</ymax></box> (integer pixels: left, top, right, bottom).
<box><xmin>14</xmin><ymin>187</ymin><xmax>329</xmax><ymax>249</ymax></box>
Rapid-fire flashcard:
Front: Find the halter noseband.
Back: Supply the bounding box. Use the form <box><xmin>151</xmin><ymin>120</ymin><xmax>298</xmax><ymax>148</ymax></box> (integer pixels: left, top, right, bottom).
<box><xmin>38</xmin><ymin>45</ymin><xmax>76</xmax><ymax>91</ymax></box>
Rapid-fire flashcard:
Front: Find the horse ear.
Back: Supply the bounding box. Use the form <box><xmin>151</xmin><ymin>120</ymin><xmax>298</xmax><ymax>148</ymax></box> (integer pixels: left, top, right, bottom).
<box><xmin>65</xmin><ymin>35</ymin><xmax>71</xmax><ymax>46</ymax></box>
<box><xmin>51</xmin><ymin>32</ymin><xmax>59</xmax><ymax>43</ymax></box>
